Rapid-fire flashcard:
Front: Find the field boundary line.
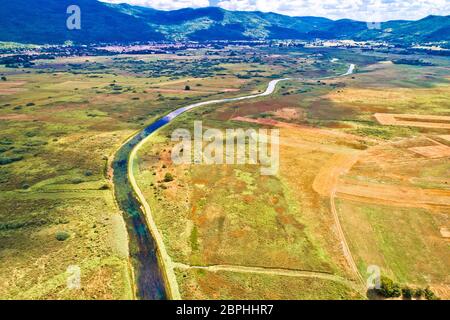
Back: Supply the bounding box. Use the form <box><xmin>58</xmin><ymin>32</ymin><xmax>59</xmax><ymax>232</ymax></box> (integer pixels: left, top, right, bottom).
<box><xmin>330</xmin><ymin>189</ymin><xmax>365</xmax><ymax>285</ymax></box>
<box><xmin>173</xmin><ymin>262</ymin><xmax>361</xmax><ymax>289</ymax></box>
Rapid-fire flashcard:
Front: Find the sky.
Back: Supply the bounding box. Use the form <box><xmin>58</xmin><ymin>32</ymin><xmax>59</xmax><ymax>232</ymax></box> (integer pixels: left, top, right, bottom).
<box><xmin>101</xmin><ymin>0</ymin><xmax>450</xmax><ymax>21</ymax></box>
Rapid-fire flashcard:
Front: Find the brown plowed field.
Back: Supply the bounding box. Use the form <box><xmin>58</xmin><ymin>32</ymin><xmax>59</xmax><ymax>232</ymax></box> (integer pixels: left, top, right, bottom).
<box><xmin>375</xmin><ymin>113</ymin><xmax>450</xmax><ymax>129</ymax></box>
<box><xmin>336</xmin><ymin>180</ymin><xmax>450</xmax><ymax>208</ymax></box>
<box><xmin>313</xmin><ymin>154</ymin><xmax>360</xmax><ymax>197</ymax></box>
<box><xmin>409</xmin><ymin>144</ymin><xmax>450</xmax><ymax>159</ymax></box>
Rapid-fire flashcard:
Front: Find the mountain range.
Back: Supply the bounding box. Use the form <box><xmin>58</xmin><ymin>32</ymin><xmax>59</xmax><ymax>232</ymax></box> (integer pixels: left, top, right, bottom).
<box><xmin>1</xmin><ymin>0</ymin><xmax>449</xmax><ymax>44</ymax></box>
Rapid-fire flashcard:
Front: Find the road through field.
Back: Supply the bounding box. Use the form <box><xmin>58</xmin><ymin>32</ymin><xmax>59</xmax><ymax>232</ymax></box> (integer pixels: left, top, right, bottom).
<box><xmin>119</xmin><ymin>63</ymin><xmax>357</xmax><ymax>300</ymax></box>
<box><xmin>330</xmin><ymin>190</ymin><xmax>365</xmax><ymax>284</ymax></box>
<box><xmin>173</xmin><ymin>262</ymin><xmax>362</xmax><ymax>292</ymax></box>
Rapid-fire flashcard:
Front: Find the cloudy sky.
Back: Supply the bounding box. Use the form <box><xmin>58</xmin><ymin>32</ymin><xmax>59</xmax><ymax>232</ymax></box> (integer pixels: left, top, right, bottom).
<box><xmin>101</xmin><ymin>0</ymin><xmax>450</xmax><ymax>21</ymax></box>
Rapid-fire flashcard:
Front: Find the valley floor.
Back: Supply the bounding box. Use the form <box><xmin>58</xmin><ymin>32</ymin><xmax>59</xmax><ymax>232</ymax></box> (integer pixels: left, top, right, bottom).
<box><xmin>0</xmin><ymin>46</ymin><xmax>449</xmax><ymax>299</ymax></box>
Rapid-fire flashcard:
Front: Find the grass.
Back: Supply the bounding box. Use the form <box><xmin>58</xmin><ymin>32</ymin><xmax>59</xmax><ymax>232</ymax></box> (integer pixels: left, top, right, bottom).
<box><xmin>175</xmin><ymin>269</ymin><xmax>364</xmax><ymax>300</ymax></box>
<box><xmin>337</xmin><ymin>199</ymin><xmax>449</xmax><ymax>287</ymax></box>
<box><xmin>136</xmin><ymin>130</ymin><xmax>337</xmax><ymax>272</ymax></box>
<box><xmin>134</xmin><ymin>95</ymin><xmax>357</xmax><ymax>274</ymax></box>
<box><xmin>0</xmin><ymin>194</ymin><xmax>132</xmax><ymax>299</ymax></box>
<box><xmin>350</xmin><ymin>125</ymin><xmax>419</xmax><ymax>140</ymax></box>
<box><xmin>133</xmin><ymin>63</ymin><xmax>368</xmax><ymax>298</ymax></box>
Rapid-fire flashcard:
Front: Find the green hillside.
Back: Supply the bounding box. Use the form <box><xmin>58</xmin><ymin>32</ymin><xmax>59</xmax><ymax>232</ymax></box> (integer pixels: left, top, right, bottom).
<box><xmin>0</xmin><ymin>0</ymin><xmax>448</xmax><ymax>44</ymax></box>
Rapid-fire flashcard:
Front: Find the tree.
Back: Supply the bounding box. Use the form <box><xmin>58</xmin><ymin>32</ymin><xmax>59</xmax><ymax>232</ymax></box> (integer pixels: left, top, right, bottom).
<box><xmin>184</xmin><ymin>85</ymin><xmax>191</xmax><ymax>91</ymax></box>
<box><xmin>163</xmin><ymin>173</ymin><xmax>174</xmax><ymax>183</ymax></box>
<box><xmin>377</xmin><ymin>276</ymin><xmax>402</xmax><ymax>298</ymax></box>
<box><xmin>1</xmin><ymin>76</ymin><xmax>6</xmax><ymax>81</ymax></box>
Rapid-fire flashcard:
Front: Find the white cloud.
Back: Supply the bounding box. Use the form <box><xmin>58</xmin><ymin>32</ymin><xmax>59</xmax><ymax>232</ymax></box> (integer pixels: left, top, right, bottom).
<box><xmin>100</xmin><ymin>0</ymin><xmax>450</xmax><ymax>21</ymax></box>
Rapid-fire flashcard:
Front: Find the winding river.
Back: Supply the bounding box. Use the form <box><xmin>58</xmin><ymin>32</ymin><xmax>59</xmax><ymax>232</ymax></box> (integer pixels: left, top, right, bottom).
<box><xmin>112</xmin><ymin>64</ymin><xmax>355</xmax><ymax>300</ymax></box>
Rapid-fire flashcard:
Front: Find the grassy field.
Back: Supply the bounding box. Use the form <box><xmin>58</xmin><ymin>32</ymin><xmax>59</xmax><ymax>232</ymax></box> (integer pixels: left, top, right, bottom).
<box><xmin>175</xmin><ymin>269</ymin><xmax>363</xmax><ymax>300</ymax></box>
<box><xmin>0</xmin><ymin>63</ymin><xmax>142</xmax><ymax>299</ymax></box>
<box><xmin>0</xmin><ymin>48</ymin><xmax>283</xmax><ymax>299</ymax></box>
<box><xmin>336</xmin><ymin>200</ymin><xmax>449</xmax><ymax>286</ymax></box>
<box><xmin>326</xmin><ymin>59</ymin><xmax>449</xmax><ymax>298</ymax></box>
<box><xmin>134</xmin><ymin>50</ymin><xmax>449</xmax><ymax>299</ymax></box>
<box><xmin>0</xmin><ymin>192</ymin><xmax>132</xmax><ymax>299</ymax></box>
<box><xmin>133</xmin><ymin>51</ymin><xmax>369</xmax><ymax>298</ymax></box>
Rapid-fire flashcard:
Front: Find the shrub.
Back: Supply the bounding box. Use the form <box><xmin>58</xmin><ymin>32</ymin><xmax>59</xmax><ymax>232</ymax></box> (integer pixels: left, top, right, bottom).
<box><xmin>402</xmin><ymin>286</ymin><xmax>413</xmax><ymax>299</ymax></box>
<box><xmin>99</xmin><ymin>184</ymin><xmax>110</xmax><ymax>190</ymax></box>
<box><xmin>184</xmin><ymin>85</ymin><xmax>191</xmax><ymax>91</ymax></box>
<box><xmin>424</xmin><ymin>287</ymin><xmax>439</xmax><ymax>300</ymax></box>
<box><xmin>0</xmin><ymin>138</ymin><xmax>14</xmax><ymax>145</ymax></box>
<box><xmin>391</xmin><ymin>284</ymin><xmax>402</xmax><ymax>298</ymax></box>
<box><xmin>55</xmin><ymin>231</ymin><xmax>70</xmax><ymax>241</ymax></box>
<box><xmin>163</xmin><ymin>173</ymin><xmax>174</xmax><ymax>183</ymax></box>
<box><xmin>71</xmin><ymin>178</ymin><xmax>84</xmax><ymax>184</ymax></box>
<box><xmin>84</xmin><ymin>170</ymin><xmax>93</xmax><ymax>177</ymax></box>
<box><xmin>0</xmin><ymin>146</ymin><xmax>13</xmax><ymax>154</ymax></box>
<box><xmin>24</xmin><ymin>140</ymin><xmax>47</xmax><ymax>147</ymax></box>
<box><xmin>1</xmin><ymin>76</ymin><xmax>6</xmax><ymax>81</ymax></box>
<box><xmin>25</xmin><ymin>131</ymin><xmax>37</xmax><ymax>137</ymax></box>
<box><xmin>414</xmin><ymin>288</ymin><xmax>424</xmax><ymax>299</ymax></box>
<box><xmin>0</xmin><ymin>156</ymin><xmax>23</xmax><ymax>165</ymax></box>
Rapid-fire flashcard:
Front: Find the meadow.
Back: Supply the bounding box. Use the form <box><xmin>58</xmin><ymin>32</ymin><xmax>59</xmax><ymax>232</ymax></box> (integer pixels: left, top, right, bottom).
<box><xmin>134</xmin><ymin>49</ymin><xmax>449</xmax><ymax>299</ymax></box>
